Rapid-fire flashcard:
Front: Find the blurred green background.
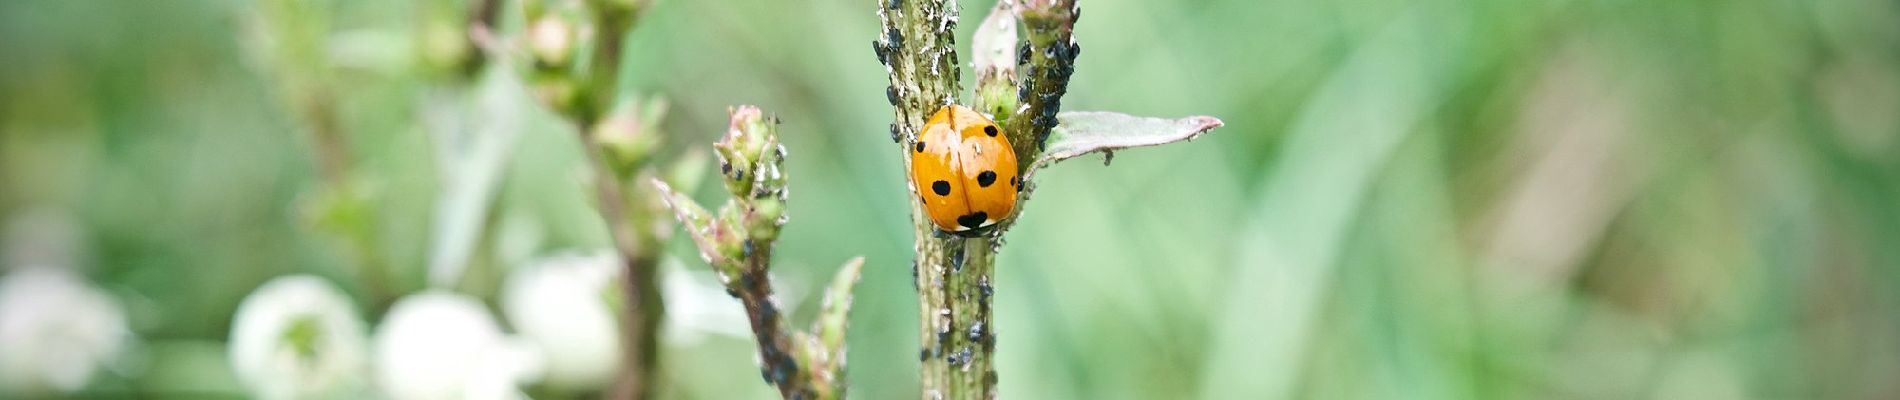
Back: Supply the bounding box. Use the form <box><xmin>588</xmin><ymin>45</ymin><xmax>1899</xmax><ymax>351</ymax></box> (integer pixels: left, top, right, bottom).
<box><xmin>2</xmin><ymin>0</ymin><xmax>1898</xmax><ymax>398</ymax></box>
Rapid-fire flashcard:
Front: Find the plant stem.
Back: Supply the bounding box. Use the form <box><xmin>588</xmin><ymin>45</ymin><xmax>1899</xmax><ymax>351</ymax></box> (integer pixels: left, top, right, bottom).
<box><xmin>656</xmin><ymin>107</ymin><xmax>860</xmax><ymax>399</ymax></box>
<box><xmin>1006</xmin><ymin>0</ymin><xmax>1079</xmax><ymax>174</ymax></box>
<box><xmin>874</xmin><ymin>0</ymin><xmax>1011</xmax><ymax>397</ymax></box>
<box><xmin>875</xmin><ymin>1</ymin><xmax>1065</xmax><ymax>398</ymax></box>
<box><xmin>914</xmin><ymin>237</ymin><xmax>999</xmax><ymax>400</ymax></box>
<box><xmin>581</xmin><ymin>1</ymin><xmax>641</xmax><ymax>124</ymax></box>
<box><xmin>733</xmin><ymin>237</ymin><xmax>812</xmax><ymax>398</ymax></box>
<box><xmin>579</xmin><ymin>135</ymin><xmax>665</xmax><ymax>400</ymax></box>
<box><xmin>490</xmin><ymin>1</ymin><xmax>661</xmax><ymax>395</ymax></box>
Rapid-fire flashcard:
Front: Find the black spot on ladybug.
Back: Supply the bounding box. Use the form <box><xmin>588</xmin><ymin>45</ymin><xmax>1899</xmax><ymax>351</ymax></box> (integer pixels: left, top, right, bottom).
<box><xmin>915</xmin><ymin>140</ymin><xmax>925</xmax><ymax>153</ymax></box>
<box><xmin>977</xmin><ymin>170</ymin><xmax>997</xmax><ymax>187</ymax></box>
<box><xmin>1010</xmin><ymin>176</ymin><xmax>1020</xmax><ymax>187</ymax></box>
<box><xmin>957</xmin><ymin>211</ymin><xmax>989</xmax><ymax>229</ymax></box>
<box><xmin>932</xmin><ymin>180</ymin><xmax>951</xmax><ymax>196</ymax></box>
<box><xmin>983</xmin><ymin>125</ymin><xmax>998</xmax><ymax>137</ymax></box>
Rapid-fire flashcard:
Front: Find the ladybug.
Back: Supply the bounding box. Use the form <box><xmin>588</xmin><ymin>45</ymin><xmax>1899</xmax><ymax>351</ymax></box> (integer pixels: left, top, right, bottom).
<box><xmin>910</xmin><ymin>104</ymin><xmax>1020</xmax><ymax>234</ymax></box>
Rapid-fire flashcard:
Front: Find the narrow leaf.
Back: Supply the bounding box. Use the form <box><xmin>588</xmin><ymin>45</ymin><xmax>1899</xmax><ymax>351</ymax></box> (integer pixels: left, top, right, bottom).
<box><xmin>650</xmin><ymin>179</ymin><xmax>742</xmax><ymax>281</ymax></box>
<box><xmin>813</xmin><ymin>256</ymin><xmax>866</xmax><ymax>353</ymax></box>
<box><xmin>1029</xmin><ymin>111</ymin><xmax>1224</xmax><ymax>175</ymax></box>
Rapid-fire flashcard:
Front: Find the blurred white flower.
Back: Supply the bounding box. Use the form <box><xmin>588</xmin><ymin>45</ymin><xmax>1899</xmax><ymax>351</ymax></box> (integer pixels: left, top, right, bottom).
<box><xmin>0</xmin><ymin>266</ymin><xmax>131</xmax><ymax>395</ymax></box>
<box><xmin>375</xmin><ymin>291</ymin><xmax>539</xmax><ymax>400</ymax></box>
<box><xmin>500</xmin><ymin>251</ymin><xmax>756</xmax><ymax>391</ymax></box>
<box><xmin>658</xmin><ymin>258</ymin><xmax>751</xmax><ymax>346</ymax></box>
<box><xmin>502</xmin><ymin>250</ymin><xmax>622</xmax><ymax>391</ymax></box>
<box><xmin>226</xmin><ymin>275</ymin><xmax>369</xmax><ymax>400</ymax></box>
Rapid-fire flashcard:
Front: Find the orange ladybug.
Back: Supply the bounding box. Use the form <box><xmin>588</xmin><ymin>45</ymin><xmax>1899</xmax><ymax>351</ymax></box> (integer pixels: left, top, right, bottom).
<box><xmin>910</xmin><ymin>105</ymin><xmax>1020</xmax><ymax>234</ymax></box>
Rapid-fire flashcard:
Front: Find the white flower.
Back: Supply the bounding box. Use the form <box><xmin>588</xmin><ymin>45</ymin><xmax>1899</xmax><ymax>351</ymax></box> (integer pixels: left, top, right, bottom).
<box><xmin>658</xmin><ymin>258</ymin><xmax>752</xmax><ymax>346</ymax></box>
<box><xmin>0</xmin><ymin>266</ymin><xmax>130</xmax><ymax>395</ymax></box>
<box><xmin>375</xmin><ymin>291</ymin><xmax>539</xmax><ymax>400</ymax></box>
<box><xmin>502</xmin><ymin>251</ymin><xmax>622</xmax><ymax>391</ymax></box>
<box><xmin>226</xmin><ymin>275</ymin><xmax>369</xmax><ymax>400</ymax></box>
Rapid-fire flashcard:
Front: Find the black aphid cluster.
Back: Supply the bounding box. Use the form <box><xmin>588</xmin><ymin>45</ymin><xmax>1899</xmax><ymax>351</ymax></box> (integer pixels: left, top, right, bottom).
<box><xmin>1017</xmin><ymin>2</ymin><xmax>1083</xmax><ymax>148</ymax></box>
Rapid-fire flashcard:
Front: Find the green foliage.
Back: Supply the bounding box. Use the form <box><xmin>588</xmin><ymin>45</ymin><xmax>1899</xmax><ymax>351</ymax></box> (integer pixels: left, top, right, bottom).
<box><xmin>1</xmin><ymin>0</ymin><xmax>1896</xmax><ymax>398</ymax></box>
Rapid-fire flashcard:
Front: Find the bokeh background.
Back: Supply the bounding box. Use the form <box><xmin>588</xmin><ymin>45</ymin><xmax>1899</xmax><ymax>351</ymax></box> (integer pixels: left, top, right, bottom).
<box><xmin>2</xmin><ymin>0</ymin><xmax>1898</xmax><ymax>398</ymax></box>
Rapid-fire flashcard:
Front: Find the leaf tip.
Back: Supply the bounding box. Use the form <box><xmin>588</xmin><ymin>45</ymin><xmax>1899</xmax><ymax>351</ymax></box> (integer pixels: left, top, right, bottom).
<box><xmin>1194</xmin><ymin>116</ymin><xmax>1225</xmax><ymax>131</ymax></box>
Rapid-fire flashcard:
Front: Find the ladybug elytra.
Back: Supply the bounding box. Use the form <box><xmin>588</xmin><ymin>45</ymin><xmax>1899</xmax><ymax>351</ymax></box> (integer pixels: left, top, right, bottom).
<box><xmin>910</xmin><ymin>105</ymin><xmax>1020</xmax><ymax>234</ymax></box>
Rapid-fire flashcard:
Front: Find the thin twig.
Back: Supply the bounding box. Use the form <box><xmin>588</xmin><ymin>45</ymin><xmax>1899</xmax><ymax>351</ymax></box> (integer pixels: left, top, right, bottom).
<box><xmin>472</xmin><ymin>3</ymin><xmax>665</xmax><ymax>397</ymax></box>
<box><xmin>578</xmin><ymin>130</ymin><xmax>665</xmax><ymax>400</ymax></box>
<box><xmin>653</xmin><ymin>107</ymin><xmax>859</xmax><ymax>399</ymax></box>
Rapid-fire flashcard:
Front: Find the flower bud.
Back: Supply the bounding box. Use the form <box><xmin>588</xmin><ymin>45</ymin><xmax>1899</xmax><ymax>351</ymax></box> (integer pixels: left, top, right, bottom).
<box><xmin>531</xmin><ymin>74</ymin><xmax>583</xmax><ymax>118</ymax></box>
<box><xmin>416</xmin><ymin>10</ymin><xmax>474</xmax><ymax>79</ymax></box>
<box><xmin>747</xmin><ymin>197</ymin><xmax>785</xmax><ymax>242</ymax></box>
<box><xmin>713</xmin><ymin>106</ymin><xmax>780</xmax><ymax>198</ymax></box>
<box><xmin>594</xmin><ymin>99</ymin><xmax>665</xmax><ymax>179</ymax></box>
<box><xmin>527</xmin><ymin>14</ymin><xmax>576</xmax><ymax>69</ymax></box>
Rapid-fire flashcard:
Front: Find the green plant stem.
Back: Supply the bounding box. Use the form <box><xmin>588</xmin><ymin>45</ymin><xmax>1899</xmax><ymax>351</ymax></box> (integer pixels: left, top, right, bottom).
<box><xmin>913</xmin><ymin>237</ymin><xmax>999</xmax><ymax>400</ymax></box>
<box><xmin>485</xmin><ymin>1</ymin><xmax>663</xmax><ymax>395</ymax></box>
<box><xmin>652</xmin><ymin>106</ymin><xmax>851</xmax><ymax>398</ymax></box>
<box><xmin>581</xmin><ymin>0</ymin><xmax>642</xmax><ymax>123</ymax></box>
<box><xmin>1006</xmin><ymin>0</ymin><xmax>1079</xmax><ymax>174</ymax></box>
<box><xmin>732</xmin><ymin>238</ymin><xmax>815</xmax><ymax>398</ymax></box>
<box><xmin>579</xmin><ymin>135</ymin><xmax>665</xmax><ymax>400</ymax></box>
<box><xmin>873</xmin><ymin>0</ymin><xmax>1004</xmax><ymax>398</ymax></box>
<box><xmin>460</xmin><ymin>0</ymin><xmax>500</xmax><ymax>78</ymax></box>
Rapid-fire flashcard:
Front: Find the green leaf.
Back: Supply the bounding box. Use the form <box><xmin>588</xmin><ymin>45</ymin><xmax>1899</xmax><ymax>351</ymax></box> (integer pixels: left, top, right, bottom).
<box><xmin>808</xmin><ymin>256</ymin><xmax>863</xmax><ymax>399</ymax></box>
<box><xmin>1029</xmin><ymin>111</ymin><xmax>1224</xmax><ymax>176</ymax></box>
<box><xmin>649</xmin><ymin>179</ymin><xmax>743</xmax><ymax>283</ymax></box>
<box><xmin>813</xmin><ymin>256</ymin><xmax>865</xmax><ymax>353</ymax></box>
